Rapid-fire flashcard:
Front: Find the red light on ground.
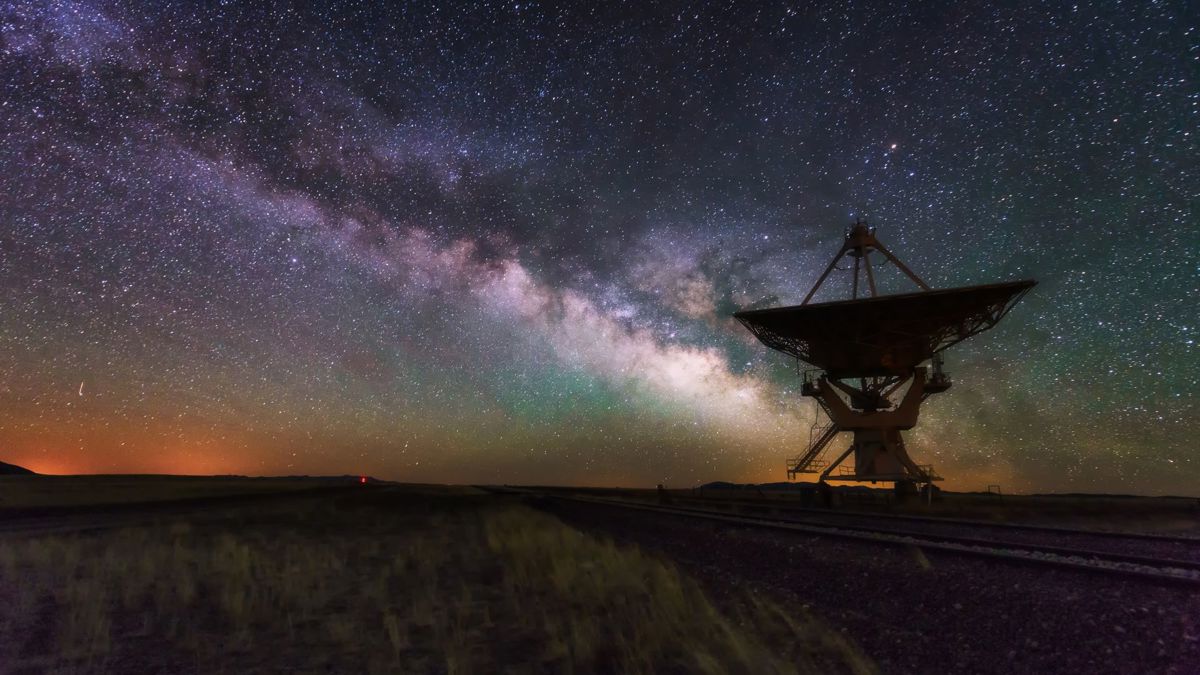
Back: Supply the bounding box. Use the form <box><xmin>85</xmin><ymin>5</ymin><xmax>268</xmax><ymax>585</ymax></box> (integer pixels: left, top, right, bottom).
<box><xmin>359</xmin><ymin>476</ymin><xmax>367</xmax><ymax>484</ymax></box>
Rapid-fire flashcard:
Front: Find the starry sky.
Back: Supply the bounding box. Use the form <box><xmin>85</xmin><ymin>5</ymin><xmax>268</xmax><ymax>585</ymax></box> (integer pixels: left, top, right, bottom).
<box><xmin>1</xmin><ymin>0</ymin><xmax>1196</xmax><ymax>494</ymax></box>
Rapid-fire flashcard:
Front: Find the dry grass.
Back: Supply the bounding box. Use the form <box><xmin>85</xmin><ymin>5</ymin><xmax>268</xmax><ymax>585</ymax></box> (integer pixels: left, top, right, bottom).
<box><xmin>0</xmin><ymin>489</ymin><xmax>873</xmax><ymax>674</ymax></box>
<box><xmin>0</xmin><ymin>475</ymin><xmax>338</xmax><ymax>510</ymax></box>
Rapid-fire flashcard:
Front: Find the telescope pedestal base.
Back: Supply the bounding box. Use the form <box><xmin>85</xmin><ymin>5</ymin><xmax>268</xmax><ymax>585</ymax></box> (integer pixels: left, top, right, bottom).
<box><xmin>819</xmin><ymin>428</ymin><xmax>938</xmax><ymax>484</ymax></box>
<box><xmin>810</xmin><ymin>370</ymin><xmax>940</xmax><ymax>485</ymax></box>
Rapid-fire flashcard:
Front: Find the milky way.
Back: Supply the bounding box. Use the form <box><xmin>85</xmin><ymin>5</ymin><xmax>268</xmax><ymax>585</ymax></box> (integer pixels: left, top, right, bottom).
<box><xmin>1</xmin><ymin>1</ymin><xmax>1196</xmax><ymax>493</ymax></box>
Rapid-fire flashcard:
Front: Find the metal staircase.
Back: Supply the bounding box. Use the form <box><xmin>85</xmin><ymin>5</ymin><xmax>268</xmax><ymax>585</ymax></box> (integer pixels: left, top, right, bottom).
<box><xmin>786</xmin><ymin>421</ymin><xmax>840</xmax><ymax>479</ymax></box>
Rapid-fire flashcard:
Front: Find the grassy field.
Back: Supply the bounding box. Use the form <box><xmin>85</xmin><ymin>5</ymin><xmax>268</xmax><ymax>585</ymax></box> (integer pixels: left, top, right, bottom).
<box><xmin>0</xmin><ymin>475</ymin><xmax>344</xmax><ymax>510</ymax></box>
<box><xmin>0</xmin><ymin>485</ymin><xmax>873</xmax><ymax>674</ymax></box>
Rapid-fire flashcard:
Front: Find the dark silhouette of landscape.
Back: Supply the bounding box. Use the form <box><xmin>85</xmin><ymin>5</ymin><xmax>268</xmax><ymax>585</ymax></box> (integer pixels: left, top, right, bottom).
<box><xmin>2</xmin><ymin>472</ymin><xmax>1198</xmax><ymax>673</ymax></box>
<box><xmin>0</xmin><ymin>461</ymin><xmax>34</xmax><ymax>476</ymax></box>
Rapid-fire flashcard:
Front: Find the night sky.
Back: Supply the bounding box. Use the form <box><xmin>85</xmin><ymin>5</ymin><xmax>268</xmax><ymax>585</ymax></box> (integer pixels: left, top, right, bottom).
<box><xmin>1</xmin><ymin>1</ymin><xmax>1196</xmax><ymax>494</ymax></box>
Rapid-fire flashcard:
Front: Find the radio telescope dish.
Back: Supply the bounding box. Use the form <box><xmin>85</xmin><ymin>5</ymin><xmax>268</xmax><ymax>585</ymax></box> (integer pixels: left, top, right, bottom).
<box><xmin>735</xmin><ymin>221</ymin><xmax>1035</xmax><ymax>493</ymax></box>
<box><xmin>735</xmin><ymin>280</ymin><xmax>1035</xmax><ymax>379</ymax></box>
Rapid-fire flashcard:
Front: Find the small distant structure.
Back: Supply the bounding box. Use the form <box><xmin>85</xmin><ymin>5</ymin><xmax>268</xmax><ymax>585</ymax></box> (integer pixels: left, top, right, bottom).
<box><xmin>657</xmin><ymin>483</ymin><xmax>673</xmax><ymax>504</ymax></box>
<box><xmin>734</xmin><ymin>221</ymin><xmax>1035</xmax><ymax>496</ymax></box>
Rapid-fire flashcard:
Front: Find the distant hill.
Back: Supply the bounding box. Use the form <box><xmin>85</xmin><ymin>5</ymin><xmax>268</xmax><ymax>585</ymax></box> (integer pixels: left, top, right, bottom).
<box><xmin>697</xmin><ymin>481</ymin><xmax>811</xmax><ymax>491</ymax></box>
<box><xmin>697</xmin><ymin>481</ymin><xmax>883</xmax><ymax>494</ymax></box>
<box><xmin>0</xmin><ymin>461</ymin><xmax>36</xmax><ymax>475</ymax></box>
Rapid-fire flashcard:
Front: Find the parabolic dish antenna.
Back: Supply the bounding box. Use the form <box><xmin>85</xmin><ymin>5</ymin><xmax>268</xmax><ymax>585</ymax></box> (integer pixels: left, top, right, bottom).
<box><xmin>736</xmin><ymin>280</ymin><xmax>1035</xmax><ymax>379</ymax></box>
<box><xmin>735</xmin><ymin>221</ymin><xmax>1035</xmax><ymax>493</ymax></box>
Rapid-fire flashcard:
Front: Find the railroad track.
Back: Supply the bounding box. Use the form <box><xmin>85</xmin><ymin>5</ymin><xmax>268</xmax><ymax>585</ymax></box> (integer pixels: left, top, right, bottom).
<box><xmin>667</xmin><ymin>494</ymin><xmax>1200</xmax><ymax>544</ymax></box>
<box><xmin>501</xmin><ymin>488</ymin><xmax>1200</xmax><ymax>587</ymax></box>
<box><xmin>650</xmin><ymin>494</ymin><xmax>1200</xmax><ymax>567</ymax></box>
<box><xmin>518</xmin><ymin>489</ymin><xmax>1200</xmax><ymax>561</ymax></box>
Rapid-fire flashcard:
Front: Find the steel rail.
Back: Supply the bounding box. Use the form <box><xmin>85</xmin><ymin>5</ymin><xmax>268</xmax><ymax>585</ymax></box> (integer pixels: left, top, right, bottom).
<box><xmin>663</xmin><ymin>494</ymin><xmax>1200</xmax><ymax>545</ymax></box>
<box><xmin>511</xmin><ymin>489</ymin><xmax>1200</xmax><ymax>587</ymax></box>
<box><xmin>634</xmin><ymin>498</ymin><xmax>1200</xmax><ymax>571</ymax></box>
